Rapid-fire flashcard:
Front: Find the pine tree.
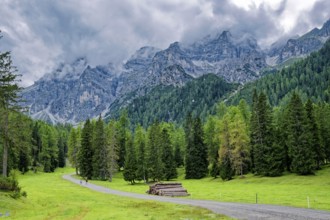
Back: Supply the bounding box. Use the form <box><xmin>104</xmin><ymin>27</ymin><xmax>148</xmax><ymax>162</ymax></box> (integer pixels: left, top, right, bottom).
<box><xmin>123</xmin><ymin>135</ymin><xmax>137</xmax><ymax>184</ymax></box>
<box><xmin>251</xmin><ymin>92</ymin><xmax>283</xmax><ymax>176</ymax></box>
<box><xmin>161</xmin><ymin>128</ymin><xmax>177</xmax><ymax>180</ymax></box>
<box><xmin>68</xmin><ymin>127</ymin><xmax>81</xmax><ymax>175</ymax></box>
<box><xmin>92</xmin><ymin>116</ymin><xmax>107</xmax><ymax>180</ymax></box>
<box><xmin>8</xmin><ymin>112</ymin><xmax>31</xmax><ymax>174</ymax></box>
<box><xmin>185</xmin><ymin>116</ymin><xmax>208</xmax><ymax>179</ymax></box>
<box><xmin>204</xmin><ymin>116</ymin><xmax>220</xmax><ymax>178</ymax></box>
<box><xmin>287</xmin><ymin>93</ymin><xmax>315</xmax><ymax>175</ymax></box>
<box><xmin>31</xmin><ymin>122</ymin><xmax>42</xmax><ymax>172</ymax></box>
<box><xmin>105</xmin><ymin>120</ymin><xmax>119</xmax><ymax>182</ymax></box>
<box><xmin>172</xmin><ymin>126</ymin><xmax>185</xmax><ymax>167</ymax></box>
<box><xmin>305</xmin><ymin>99</ymin><xmax>324</xmax><ymax>169</ymax></box>
<box><xmin>78</xmin><ymin>119</ymin><xmax>94</xmax><ymax>180</ymax></box>
<box><xmin>228</xmin><ymin>107</ymin><xmax>250</xmax><ymax>177</ymax></box>
<box><xmin>219</xmin><ymin>116</ymin><xmax>234</xmax><ymax>180</ymax></box>
<box><xmin>135</xmin><ymin>125</ymin><xmax>147</xmax><ymax>182</ymax></box>
<box><xmin>315</xmin><ymin>103</ymin><xmax>330</xmax><ymax>163</ymax></box>
<box><xmin>0</xmin><ymin>35</ymin><xmax>22</xmax><ymax>177</ymax></box>
<box><xmin>39</xmin><ymin>125</ymin><xmax>58</xmax><ymax>172</ymax></box>
<box><xmin>116</xmin><ymin>111</ymin><xmax>130</xmax><ymax>170</ymax></box>
<box><xmin>57</xmin><ymin>134</ymin><xmax>66</xmax><ymax>168</ymax></box>
<box><xmin>147</xmin><ymin>121</ymin><xmax>164</xmax><ymax>182</ymax></box>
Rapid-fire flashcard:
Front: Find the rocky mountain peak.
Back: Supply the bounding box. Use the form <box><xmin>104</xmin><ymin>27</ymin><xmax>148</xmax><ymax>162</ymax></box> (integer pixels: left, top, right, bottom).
<box><xmin>21</xmin><ymin>19</ymin><xmax>330</xmax><ymax>124</ymax></box>
<box><xmin>216</xmin><ymin>30</ymin><xmax>232</xmax><ymax>42</ymax></box>
<box><xmin>40</xmin><ymin>57</ymin><xmax>88</xmax><ymax>82</ymax></box>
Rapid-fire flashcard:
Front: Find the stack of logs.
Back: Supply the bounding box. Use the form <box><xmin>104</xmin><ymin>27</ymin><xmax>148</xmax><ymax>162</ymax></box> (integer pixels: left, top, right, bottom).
<box><xmin>148</xmin><ymin>183</ymin><xmax>189</xmax><ymax>197</ymax></box>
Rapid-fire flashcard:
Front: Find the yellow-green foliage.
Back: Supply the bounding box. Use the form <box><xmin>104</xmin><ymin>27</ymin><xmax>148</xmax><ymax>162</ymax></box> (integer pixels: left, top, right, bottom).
<box><xmin>0</xmin><ymin>168</ymin><xmax>228</xmax><ymax>220</ymax></box>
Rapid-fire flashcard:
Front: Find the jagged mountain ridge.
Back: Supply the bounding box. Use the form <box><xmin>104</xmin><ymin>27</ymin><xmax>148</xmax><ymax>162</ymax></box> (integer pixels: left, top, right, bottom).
<box><xmin>21</xmin><ymin>19</ymin><xmax>330</xmax><ymax>124</ymax></box>
<box><xmin>267</xmin><ymin>19</ymin><xmax>330</xmax><ymax>66</ymax></box>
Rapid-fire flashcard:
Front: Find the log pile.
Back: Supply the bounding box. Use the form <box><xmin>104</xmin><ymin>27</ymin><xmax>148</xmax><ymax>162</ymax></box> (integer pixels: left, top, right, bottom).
<box><xmin>148</xmin><ymin>183</ymin><xmax>189</xmax><ymax>197</ymax></box>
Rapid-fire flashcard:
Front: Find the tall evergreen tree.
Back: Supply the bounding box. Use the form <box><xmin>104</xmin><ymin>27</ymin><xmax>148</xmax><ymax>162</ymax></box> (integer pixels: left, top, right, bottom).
<box><xmin>251</xmin><ymin>92</ymin><xmax>283</xmax><ymax>176</ymax></box>
<box><xmin>31</xmin><ymin>122</ymin><xmax>42</xmax><ymax>172</ymax></box>
<box><xmin>219</xmin><ymin>116</ymin><xmax>234</xmax><ymax>180</ymax></box>
<box><xmin>68</xmin><ymin>126</ymin><xmax>81</xmax><ymax>175</ymax></box>
<box><xmin>123</xmin><ymin>135</ymin><xmax>137</xmax><ymax>184</ymax></box>
<box><xmin>57</xmin><ymin>134</ymin><xmax>66</xmax><ymax>168</ymax></box>
<box><xmin>39</xmin><ymin>125</ymin><xmax>58</xmax><ymax>172</ymax></box>
<box><xmin>116</xmin><ymin>111</ymin><xmax>130</xmax><ymax>170</ymax></box>
<box><xmin>161</xmin><ymin>128</ymin><xmax>177</xmax><ymax>180</ymax></box>
<box><xmin>185</xmin><ymin>117</ymin><xmax>208</xmax><ymax>179</ymax></box>
<box><xmin>147</xmin><ymin>121</ymin><xmax>164</xmax><ymax>182</ymax></box>
<box><xmin>93</xmin><ymin>116</ymin><xmax>108</xmax><ymax>179</ymax></box>
<box><xmin>305</xmin><ymin>99</ymin><xmax>324</xmax><ymax>169</ymax></box>
<box><xmin>105</xmin><ymin>120</ymin><xmax>119</xmax><ymax>182</ymax></box>
<box><xmin>135</xmin><ymin>125</ymin><xmax>147</xmax><ymax>182</ymax></box>
<box><xmin>287</xmin><ymin>93</ymin><xmax>315</xmax><ymax>175</ymax></box>
<box><xmin>204</xmin><ymin>116</ymin><xmax>220</xmax><ymax>178</ymax></box>
<box><xmin>78</xmin><ymin>119</ymin><xmax>94</xmax><ymax>180</ymax></box>
<box><xmin>172</xmin><ymin>127</ymin><xmax>185</xmax><ymax>167</ymax></box>
<box><xmin>315</xmin><ymin>103</ymin><xmax>330</xmax><ymax>163</ymax></box>
<box><xmin>228</xmin><ymin>107</ymin><xmax>250</xmax><ymax>177</ymax></box>
<box><xmin>0</xmin><ymin>34</ymin><xmax>22</xmax><ymax>177</ymax></box>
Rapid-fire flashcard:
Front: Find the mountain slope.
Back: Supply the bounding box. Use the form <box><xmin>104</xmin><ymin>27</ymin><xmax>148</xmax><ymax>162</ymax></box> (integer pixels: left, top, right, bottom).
<box><xmin>21</xmin><ymin>19</ymin><xmax>330</xmax><ymax>124</ymax></box>
<box><xmin>106</xmin><ymin>74</ymin><xmax>237</xmax><ymax>127</ymax></box>
<box><xmin>267</xmin><ymin>19</ymin><xmax>330</xmax><ymax>66</ymax></box>
<box><xmin>229</xmin><ymin>39</ymin><xmax>330</xmax><ymax>106</ymax></box>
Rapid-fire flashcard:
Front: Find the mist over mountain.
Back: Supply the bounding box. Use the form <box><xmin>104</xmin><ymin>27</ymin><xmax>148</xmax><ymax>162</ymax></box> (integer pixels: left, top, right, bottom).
<box><xmin>21</xmin><ymin>19</ymin><xmax>330</xmax><ymax>124</ymax></box>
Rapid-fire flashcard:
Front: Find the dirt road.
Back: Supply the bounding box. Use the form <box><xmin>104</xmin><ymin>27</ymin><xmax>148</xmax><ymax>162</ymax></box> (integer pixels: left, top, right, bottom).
<box><xmin>63</xmin><ymin>174</ymin><xmax>330</xmax><ymax>220</ymax></box>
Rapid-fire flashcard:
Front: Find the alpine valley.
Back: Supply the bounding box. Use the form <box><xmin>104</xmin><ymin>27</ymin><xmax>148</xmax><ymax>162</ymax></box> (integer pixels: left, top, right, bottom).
<box><xmin>21</xmin><ymin>19</ymin><xmax>330</xmax><ymax>125</ymax></box>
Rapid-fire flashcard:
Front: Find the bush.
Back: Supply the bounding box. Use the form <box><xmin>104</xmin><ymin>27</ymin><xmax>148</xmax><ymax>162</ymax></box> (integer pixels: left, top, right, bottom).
<box><xmin>0</xmin><ymin>176</ymin><xmax>19</xmax><ymax>191</ymax></box>
<box><xmin>21</xmin><ymin>191</ymin><xmax>27</xmax><ymax>197</ymax></box>
<box><xmin>0</xmin><ymin>170</ymin><xmax>27</xmax><ymax>199</ymax></box>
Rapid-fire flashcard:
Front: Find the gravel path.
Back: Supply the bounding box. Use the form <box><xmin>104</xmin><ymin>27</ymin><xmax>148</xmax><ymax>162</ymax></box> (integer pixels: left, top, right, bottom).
<box><xmin>63</xmin><ymin>174</ymin><xmax>330</xmax><ymax>220</ymax></box>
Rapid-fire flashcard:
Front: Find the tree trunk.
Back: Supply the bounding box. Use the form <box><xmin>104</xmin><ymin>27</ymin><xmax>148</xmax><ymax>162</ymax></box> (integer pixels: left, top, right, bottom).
<box><xmin>2</xmin><ymin>110</ymin><xmax>9</xmax><ymax>177</ymax></box>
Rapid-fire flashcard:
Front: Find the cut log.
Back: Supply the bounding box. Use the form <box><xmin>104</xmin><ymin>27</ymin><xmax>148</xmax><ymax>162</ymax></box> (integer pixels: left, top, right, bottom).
<box><xmin>148</xmin><ymin>183</ymin><xmax>189</xmax><ymax>197</ymax></box>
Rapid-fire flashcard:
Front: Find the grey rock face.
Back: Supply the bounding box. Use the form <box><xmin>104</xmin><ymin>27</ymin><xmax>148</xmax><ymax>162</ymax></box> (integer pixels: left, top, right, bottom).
<box><xmin>267</xmin><ymin>19</ymin><xmax>330</xmax><ymax>65</ymax></box>
<box><xmin>21</xmin><ymin>19</ymin><xmax>330</xmax><ymax>124</ymax></box>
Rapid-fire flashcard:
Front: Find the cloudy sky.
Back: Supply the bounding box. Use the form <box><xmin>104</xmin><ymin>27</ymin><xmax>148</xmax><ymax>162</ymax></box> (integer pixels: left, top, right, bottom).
<box><xmin>0</xmin><ymin>0</ymin><xmax>329</xmax><ymax>87</ymax></box>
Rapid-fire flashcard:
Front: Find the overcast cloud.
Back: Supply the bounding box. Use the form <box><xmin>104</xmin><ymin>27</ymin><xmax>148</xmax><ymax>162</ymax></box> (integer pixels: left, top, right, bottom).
<box><xmin>0</xmin><ymin>0</ymin><xmax>329</xmax><ymax>87</ymax></box>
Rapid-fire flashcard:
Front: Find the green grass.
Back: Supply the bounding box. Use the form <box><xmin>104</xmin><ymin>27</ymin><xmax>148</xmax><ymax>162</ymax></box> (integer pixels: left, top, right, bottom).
<box><xmin>88</xmin><ymin>165</ymin><xmax>330</xmax><ymax>211</ymax></box>
<box><xmin>0</xmin><ymin>167</ymin><xmax>229</xmax><ymax>220</ymax></box>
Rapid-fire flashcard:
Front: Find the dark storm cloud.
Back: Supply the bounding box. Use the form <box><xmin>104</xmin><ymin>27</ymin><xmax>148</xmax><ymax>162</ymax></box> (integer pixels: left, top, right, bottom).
<box><xmin>0</xmin><ymin>0</ymin><xmax>329</xmax><ymax>87</ymax></box>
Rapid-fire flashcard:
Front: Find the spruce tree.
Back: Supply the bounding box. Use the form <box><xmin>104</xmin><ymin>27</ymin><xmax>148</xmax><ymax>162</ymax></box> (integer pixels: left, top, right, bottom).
<box><xmin>204</xmin><ymin>116</ymin><xmax>220</xmax><ymax>178</ymax></box>
<box><xmin>172</xmin><ymin>126</ymin><xmax>185</xmax><ymax>167</ymax></box>
<box><xmin>251</xmin><ymin>92</ymin><xmax>283</xmax><ymax>176</ymax></box>
<box><xmin>185</xmin><ymin>116</ymin><xmax>208</xmax><ymax>179</ymax></box>
<box><xmin>68</xmin><ymin>126</ymin><xmax>81</xmax><ymax>175</ymax></box>
<box><xmin>287</xmin><ymin>93</ymin><xmax>315</xmax><ymax>175</ymax></box>
<box><xmin>31</xmin><ymin>122</ymin><xmax>42</xmax><ymax>172</ymax></box>
<box><xmin>305</xmin><ymin>99</ymin><xmax>324</xmax><ymax>169</ymax></box>
<box><xmin>0</xmin><ymin>35</ymin><xmax>22</xmax><ymax>177</ymax></box>
<box><xmin>93</xmin><ymin>116</ymin><xmax>107</xmax><ymax>180</ymax></box>
<box><xmin>147</xmin><ymin>121</ymin><xmax>164</xmax><ymax>182</ymax></box>
<box><xmin>123</xmin><ymin>135</ymin><xmax>137</xmax><ymax>184</ymax></box>
<box><xmin>57</xmin><ymin>134</ymin><xmax>66</xmax><ymax>168</ymax></box>
<box><xmin>135</xmin><ymin>125</ymin><xmax>147</xmax><ymax>182</ymax></box>
<box><xmin>116</xmin><ymin>111</ymin><xmax>130</xmax><ymax>170</ymax></box>
<box><xmin>161</xmin><ymin>128</ymin><xmax>177</xmax><ymax>180</ymax></box>
<box><xmin>229</xmin><ymin>107</ymin><xmax>250</xmax><ymax>177</ymax></box>
<box><xmin>105</xmin><ymin>120</ymin><xmax>119</xmax><ymax>182</ymax></box>
<box><xmin>219</xmin><ymin>117</ymin><xmax>234</xmax><ymax>180</ymax></box>
<box><xmin>78</xmin><ymin>119</ymin><xmax>94</xmax><ymax>180</ymax></box>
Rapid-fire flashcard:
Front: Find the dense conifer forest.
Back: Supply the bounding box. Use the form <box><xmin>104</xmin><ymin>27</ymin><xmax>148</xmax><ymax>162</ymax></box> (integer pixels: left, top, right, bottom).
<box><xmin>1</xmin><ymin>38</ymin><xmax>330</xmax><ymax>193</ymax></box>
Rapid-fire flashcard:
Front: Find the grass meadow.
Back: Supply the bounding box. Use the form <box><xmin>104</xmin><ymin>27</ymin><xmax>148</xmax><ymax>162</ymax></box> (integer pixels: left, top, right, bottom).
<box><xmin>88</xmin><ymin>165</ymin><xmax>330</xmax><ymax>211</ymax></box>
<box><xmin>0</xmin><ymin>167</ymin><xmax>228</xmax><ymax>220</ymax></box>
<box><xmin>1</xmin><ymin>165</ymin><xmax>330</xmax><ymax>219</ymax></box>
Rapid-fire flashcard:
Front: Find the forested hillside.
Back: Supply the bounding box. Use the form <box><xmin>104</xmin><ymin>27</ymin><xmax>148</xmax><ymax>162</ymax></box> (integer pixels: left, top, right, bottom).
<box><xmin>109</xmin><ymin>74</ymin><xmax>237</xmax><ymax>127</ymax></box>
<box><xmin>229</xmin><ymin>39</ymin><xmax>330</xmax><ymax>106</ymax></box>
